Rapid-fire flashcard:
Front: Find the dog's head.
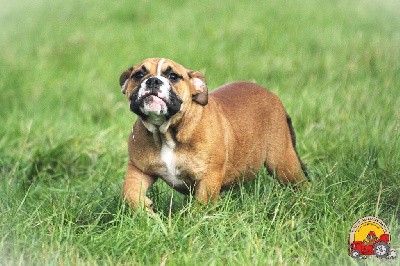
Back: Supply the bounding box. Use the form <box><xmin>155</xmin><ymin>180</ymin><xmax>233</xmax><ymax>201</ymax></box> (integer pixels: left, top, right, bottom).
<box><xmin>119</xmin><ymin>58</ymin><xmax>208</xmax><ymax>127</ymax></box>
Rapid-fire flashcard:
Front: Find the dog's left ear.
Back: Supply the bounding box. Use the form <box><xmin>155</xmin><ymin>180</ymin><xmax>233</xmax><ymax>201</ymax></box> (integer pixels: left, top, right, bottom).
<box><xmin>119</xmin><ymin>67</ymin><xmax>133</xmax><ymax>94</ymax></box>
<box><xmin>188</xmin><ymin>70</ymin><xmax>208</xmax><ymax>106</ymax></box>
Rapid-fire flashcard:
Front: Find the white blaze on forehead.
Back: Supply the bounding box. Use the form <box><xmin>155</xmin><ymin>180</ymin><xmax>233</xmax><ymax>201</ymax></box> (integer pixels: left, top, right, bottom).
<box><xmin>157</xmin><ymin>58</ymin><xmax>165</xmax><ymax>76</ymax></box>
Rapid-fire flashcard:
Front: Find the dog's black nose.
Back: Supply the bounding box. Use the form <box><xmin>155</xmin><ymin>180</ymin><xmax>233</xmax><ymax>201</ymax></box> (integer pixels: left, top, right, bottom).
<box><xmin>145</xmin><ymin>77</ymin><xmax>163</xmax><ymax>95</ymax></box>
<box><xmin>146</xmin><ymin>77</ymin><xmax>163</xmax><ymax>87</ymax></box>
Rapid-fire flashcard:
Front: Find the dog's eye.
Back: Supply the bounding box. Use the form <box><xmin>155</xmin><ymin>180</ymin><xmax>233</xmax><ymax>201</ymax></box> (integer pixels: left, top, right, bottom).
<box><xmin>167</xmin><ymin>72</ymin><xmax>181</xmax><ymax>82</ymax></box>
<box><xmin>131</xmin><ymin>67</ymin><xmax>148</xmax><ymax>80</ymax></box>
<box><xmin>131</xmin><ymin>71</ymin><xmax>146</xmax><ymax>80</ymax></box>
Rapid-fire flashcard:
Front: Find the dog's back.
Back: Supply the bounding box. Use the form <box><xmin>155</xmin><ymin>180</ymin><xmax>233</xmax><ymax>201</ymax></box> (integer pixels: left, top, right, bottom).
<box><xmin>210</xmin><ymin>82</ymin><xmax>307</xmax><ymax>184</ymax></box>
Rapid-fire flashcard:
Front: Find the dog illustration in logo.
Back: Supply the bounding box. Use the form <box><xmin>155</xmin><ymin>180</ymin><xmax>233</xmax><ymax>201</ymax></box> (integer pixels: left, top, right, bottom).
<box><xmin>363</xmin><ymin>231</ymin><xmax>378</xmax><ymax>246</ymax></box>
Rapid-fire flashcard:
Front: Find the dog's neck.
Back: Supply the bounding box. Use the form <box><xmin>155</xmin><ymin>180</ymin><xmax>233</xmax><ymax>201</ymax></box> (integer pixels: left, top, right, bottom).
<box><xmin>140</xmin><ymin>118</ymin><xmax>173</xmax><ymax>149</ymax></box>
<box><xmin>141</xmin><ymin>115</ymin><xmax>168</xmax><ymax>132</ymax></box>
<box><xmin>140</xmin><ymin>102</ymin><xmax>205</xmax><ymax>147</ymax></box>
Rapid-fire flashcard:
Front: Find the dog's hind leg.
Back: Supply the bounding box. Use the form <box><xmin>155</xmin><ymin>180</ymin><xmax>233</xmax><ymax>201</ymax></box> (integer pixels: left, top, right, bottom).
<box><xmin>266</xmin><ymin>149</ymin><xmax>308</xmax><ymax>184</ymax></box>
<box><xmin>285</xmin><ymin>114</ymin><xmax>309</xmax><ymax>180</ymax></box>
<box><xmin>265</xmin><ymin>114</ymin><xmax>309</xmax><ymax>184</ymax></box>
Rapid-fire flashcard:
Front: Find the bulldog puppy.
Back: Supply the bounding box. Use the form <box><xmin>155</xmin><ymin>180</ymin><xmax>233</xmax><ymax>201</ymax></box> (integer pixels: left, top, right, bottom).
<box><xmin>119</xmin><ymin>58</ymin><xmax>309</xmax><ymax>210</ymax></box>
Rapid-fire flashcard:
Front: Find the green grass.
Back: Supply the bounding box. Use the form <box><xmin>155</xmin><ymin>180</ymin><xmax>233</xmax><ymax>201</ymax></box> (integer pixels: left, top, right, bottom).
<box><xmin>1</xmin><ymin>0</ymin><xmax>400</xmax><ymax>264</ymax></box>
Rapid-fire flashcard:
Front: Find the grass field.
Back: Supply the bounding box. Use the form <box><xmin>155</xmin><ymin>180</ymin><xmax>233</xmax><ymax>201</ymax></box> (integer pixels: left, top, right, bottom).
<box><xmin>1</xmin><ymin>0</ymin><xmax>400</xmax><ymax>264</ymax></box>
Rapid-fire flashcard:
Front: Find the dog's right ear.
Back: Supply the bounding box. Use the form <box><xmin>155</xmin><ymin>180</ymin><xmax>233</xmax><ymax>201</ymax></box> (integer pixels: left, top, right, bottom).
<box><xmin>119</xmin><ymin>67</ymin><xmax>133</xmax><ymax>94</ymax></box>
<box><xmin>188</xmin><ymin>70</ymin><xmax>208</xmax><ymax>106</ymax></box>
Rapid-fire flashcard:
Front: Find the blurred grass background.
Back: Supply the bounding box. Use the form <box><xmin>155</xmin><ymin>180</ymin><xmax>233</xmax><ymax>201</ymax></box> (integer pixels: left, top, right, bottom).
<box><xmin>1</xmin><ymin>0</ymin><xmax>399</xmax><ymax>264</ymax></box>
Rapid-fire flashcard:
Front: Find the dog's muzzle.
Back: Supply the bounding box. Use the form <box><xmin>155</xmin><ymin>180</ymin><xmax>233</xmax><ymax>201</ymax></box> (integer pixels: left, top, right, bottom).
<box><xmin>145</xmin><ymin>77</ymin><xmax>163</xmax><ymax>94</ymax></box>
<box><xmin>130</xmin><ymin>76</ymin><xmax>183</xmax><ymax>120</ymax></box>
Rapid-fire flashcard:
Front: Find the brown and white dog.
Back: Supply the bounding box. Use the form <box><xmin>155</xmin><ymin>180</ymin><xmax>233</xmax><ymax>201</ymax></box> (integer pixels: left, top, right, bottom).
<box><xmin>119</xmin><ymin>58</ymin><xmax>309</xmax><ymax>210</ymax></box>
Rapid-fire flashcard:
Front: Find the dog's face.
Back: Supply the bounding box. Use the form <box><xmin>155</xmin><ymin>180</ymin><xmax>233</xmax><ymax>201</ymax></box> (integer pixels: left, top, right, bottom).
<box><xmin>119</xmin><ymin>58</ymin><xmax>208</xmax><ymax>125</ymax></box>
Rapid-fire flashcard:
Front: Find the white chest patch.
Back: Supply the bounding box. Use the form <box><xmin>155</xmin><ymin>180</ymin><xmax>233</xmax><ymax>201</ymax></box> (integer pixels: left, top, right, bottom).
<box><xmin>160</xmin><ymin>138</ymin><xmax>184</xmax><ymax>187</ymax></box>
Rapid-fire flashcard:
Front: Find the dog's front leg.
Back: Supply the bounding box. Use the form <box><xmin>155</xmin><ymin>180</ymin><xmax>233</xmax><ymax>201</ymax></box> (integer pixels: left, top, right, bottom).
<box><xmin>194</xmin><ymin>173</ymin><xmax>223</xmax><ymax>204</ymax></box>
<box><xmin>122</xmin><ymin>161</ymin><xmax>157</xmax><ymax>211</ymax></box>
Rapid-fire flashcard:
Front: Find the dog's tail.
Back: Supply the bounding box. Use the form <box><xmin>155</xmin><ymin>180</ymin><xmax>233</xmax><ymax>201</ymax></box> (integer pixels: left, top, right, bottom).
<box><xmin>286</xmin><ymin>114</ymin><xmax>310</xmax><ymax>180</ymax></box>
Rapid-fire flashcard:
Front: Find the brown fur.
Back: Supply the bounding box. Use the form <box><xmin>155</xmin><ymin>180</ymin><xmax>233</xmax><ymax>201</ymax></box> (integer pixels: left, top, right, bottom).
<box><xmin>120</xmin><ymin>58</ymin><xmax>308</xmax><ymax>210</ymax></box>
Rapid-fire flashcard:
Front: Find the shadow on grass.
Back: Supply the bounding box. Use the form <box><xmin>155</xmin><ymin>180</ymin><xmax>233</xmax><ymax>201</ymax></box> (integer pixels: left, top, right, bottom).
<box><xmin>24</xmin><ymin>138</ymin><xmax>99</xmax><ymax>189</ymax></box>
<box><xmin>146</xmin><ymin>168</ymin><xmax>307</xmax><ymax>218</ymax></box>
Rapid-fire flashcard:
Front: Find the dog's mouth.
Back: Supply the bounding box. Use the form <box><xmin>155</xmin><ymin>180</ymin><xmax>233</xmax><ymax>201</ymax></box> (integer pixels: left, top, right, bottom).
<box><xmin>130</xmin><ymin>86</ymin><xmax>183</xmax><ymax>122</ymax></box>
<box><xmin>139</xmin><ymin>94</ymin><xmax>168</xmax><ymax>116</ymax></box>
<box><xmin>141</xmin><ymin>93</ymin><xmax>167</xmax><ymax>104</ymax></box>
